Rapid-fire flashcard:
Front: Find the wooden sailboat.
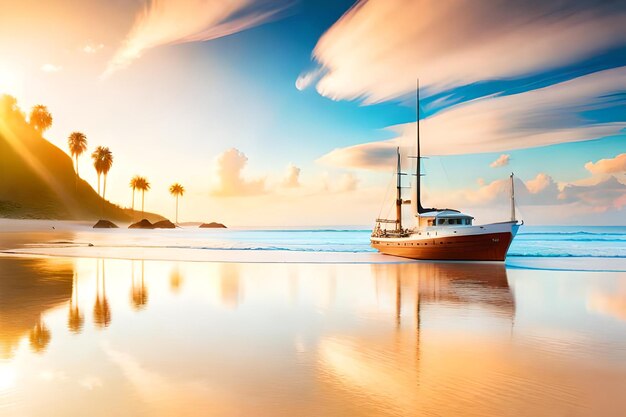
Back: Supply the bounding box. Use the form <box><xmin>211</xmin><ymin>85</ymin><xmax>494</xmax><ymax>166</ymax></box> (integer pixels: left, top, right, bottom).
<box><xmin>371</xmin><ymin>84</ymin><xmax>521</xmax><ymax>261</ymax></box>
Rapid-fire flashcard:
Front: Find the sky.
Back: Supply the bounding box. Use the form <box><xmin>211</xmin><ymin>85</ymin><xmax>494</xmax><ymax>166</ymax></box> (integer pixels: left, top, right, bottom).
<box><xmin>0</xmin><ymin>0</ymin><xmax>625</xmax><ymax>226</ymax></box>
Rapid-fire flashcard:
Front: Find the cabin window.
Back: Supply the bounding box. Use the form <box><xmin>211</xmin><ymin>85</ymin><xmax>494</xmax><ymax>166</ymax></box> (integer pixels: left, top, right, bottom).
<box><xmin>427</xmin><ymin>219</ymin><xmax>434</xmax><ymax>226</ymax></box>
<box><xmin>437</xmin><ymin>219</ymin><xmax>446</xmax><ymax>225</ymax></box>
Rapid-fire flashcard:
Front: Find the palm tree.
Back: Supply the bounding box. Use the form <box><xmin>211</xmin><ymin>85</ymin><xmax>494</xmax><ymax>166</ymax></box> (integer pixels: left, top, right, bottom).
<box><xmin>136</xmin><ymin>176</ymin><xmax>150</xmax><ymax>217</ymax></box>
<box><xmin>29</xmin><ymin>104</ymin><xmax>53</xmax><ymax>133</ymax></box>
<box><xmin>91</xmin><ymin>146</ymin><xmax>113</xmax><ymax>199</ymax></box>
<box><xmin>129</xmin><ymin>175</ymin><xmax>142</xmax><ymax>220</ymax></box>
<box><xmin>169</xmin><ymin>183</ymin><xmax>185</xmax><ymax>224</ymax></box>
<box><xmin>68</xmin><ymin>132</ymin><xmax>87</xmax><ymax>190</ymax></box>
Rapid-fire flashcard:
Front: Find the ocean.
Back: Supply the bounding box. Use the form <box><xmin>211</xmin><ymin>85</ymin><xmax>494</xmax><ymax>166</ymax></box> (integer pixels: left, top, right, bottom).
<box><xmin>133</xmin><ymin>225</ymin><xmax>626</xmax><ymax>258</ymax></box>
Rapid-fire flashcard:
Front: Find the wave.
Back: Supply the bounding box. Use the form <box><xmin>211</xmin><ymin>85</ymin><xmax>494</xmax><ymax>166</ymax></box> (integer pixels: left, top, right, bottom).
<box><xmin>507</xmin><ymin>253</ymin><xmax>625</xmax><ymax>258</ymax></box>
<box><xmin>69</xmin><ymin>243</ymin><xmax>625</xmax><ymax>258</ymax></box>
<box><xmin>519</xmin><ymin>231</ymin><xmax>625</xmax><ymax>236</ymax></box>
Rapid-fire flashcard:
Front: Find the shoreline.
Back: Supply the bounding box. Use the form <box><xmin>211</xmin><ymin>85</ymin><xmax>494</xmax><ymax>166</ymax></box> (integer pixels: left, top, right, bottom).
<box><xmin>1</xmin><ymin>219</ymin><xmax>625</xmax><ymax>271</ymax></box>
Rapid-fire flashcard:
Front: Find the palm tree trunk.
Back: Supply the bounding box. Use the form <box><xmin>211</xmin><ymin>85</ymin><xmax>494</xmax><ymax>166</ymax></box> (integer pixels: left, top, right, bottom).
<box><xmin>102</xmin><ymin>174</ymin><xmax>107</xmax><ymax>217</ymax></box>
<box><xmin>175</xmin><ymin>195</ymin><xmax>179</xmax><ymax>224</ymax></box>
<box><xmin>131</xmin><ymin>188</ymin><xmax>135</xmax><ymax>221</ymax></box>
<box><xmin>142</xmin><ymin>191</ymin><xmax>145</xmax><ymax>217</ymax></box>
<box><xmin>75</xmin><ymin>155</ymin><xmax>78</xmax><ymax>192</ymax></box>
<box><xmin>97</xmin><ymin>174</ymin><xmax>101</xmax><ymax>196</ymax></box>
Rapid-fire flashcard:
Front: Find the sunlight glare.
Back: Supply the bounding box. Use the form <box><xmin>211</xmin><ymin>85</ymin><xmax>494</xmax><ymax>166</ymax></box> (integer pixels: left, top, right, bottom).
<box><xmin>0</xmin><ymin>66</ymin><xmax>23</xmax><ymax>98</ymax></box>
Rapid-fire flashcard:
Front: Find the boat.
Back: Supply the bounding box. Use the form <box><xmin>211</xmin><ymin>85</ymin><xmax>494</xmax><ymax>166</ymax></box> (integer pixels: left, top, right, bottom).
<box><xmin>370</xmin><ymin>84</ymin><xmax>521</xmax><ymax>261</ymax></box>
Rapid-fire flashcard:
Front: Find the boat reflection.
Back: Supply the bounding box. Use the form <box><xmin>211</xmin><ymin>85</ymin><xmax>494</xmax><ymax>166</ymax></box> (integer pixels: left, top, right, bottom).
<box><xmin>318</xmin><ymin>262</ymin><xmax>514</xmax><ymax>416</ymax></box>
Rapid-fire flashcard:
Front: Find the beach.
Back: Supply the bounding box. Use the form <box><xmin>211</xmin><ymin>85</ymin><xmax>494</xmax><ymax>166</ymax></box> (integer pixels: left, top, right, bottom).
<box><xmin>1</xmin><ymin>220</ymin><xmax>626</xmax><ymax>417</ymax></box>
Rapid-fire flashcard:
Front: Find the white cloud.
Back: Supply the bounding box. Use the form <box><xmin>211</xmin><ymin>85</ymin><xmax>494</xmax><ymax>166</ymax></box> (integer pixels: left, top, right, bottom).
<box><xmin>211</xmin><ymin>148</ymin><xmax>266</xmax><ymax>197</ymax></box>
<box><xmin>83</xmin><ymin>43</ymin><xmax>104</xmax><ymax>54</ymax></box>
<box><xmin>490</xmin><ymin>154</ymin><xmax>510</xmax><ymax>168</ymax></box>
<box><xmin>103</xmin><ymin>0</ymin><xmax>287</xmax><ymax>78</ymax></box>
<box><xmin>585</xmin><ymin>153</ymin><xmax>626</xmax><ymax>175</ymax></box>
<box><xmin>318</xmin><ymin>68</ymin><xmax>626</xmax><ymax>170</ymax></box>
<box><xmin>429</xmin><ymin>172</ymin><xmax>626</xmax><ymax>214</ymax></box>
<box><xmin>337</xmin><ymin>172</ymin><xmax>358</xmax><ymax>192</ymax></box>
<box><xmin>281</xmin><ymin>163</ymin><xmax>301</xmax><ymax>188</ymax></box>
<box><xmin>301</xmin><ymin>0</ymin><xmax>626</xmax><ymax>103</ymax></box>
<box><xmin>41</xmin><ymin>64</ymin><xmax>62</xmax><ymax>73</ymax></box>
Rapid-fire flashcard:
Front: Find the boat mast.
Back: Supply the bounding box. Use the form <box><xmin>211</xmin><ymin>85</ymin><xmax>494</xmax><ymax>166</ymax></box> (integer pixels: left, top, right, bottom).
<box><xmin>396</xmin><ymin>147</ymin><xmax>403</xmax><ymax>231</ymax></box>
<box><xmin>510</xmin><ymin>172</ymin><xmax>516</xmax><ymax>221</ymax></box>
<box><xmin>416</xmin><ymin>80</ymin><xmax>425</xmax><ymax>215</ymax></box>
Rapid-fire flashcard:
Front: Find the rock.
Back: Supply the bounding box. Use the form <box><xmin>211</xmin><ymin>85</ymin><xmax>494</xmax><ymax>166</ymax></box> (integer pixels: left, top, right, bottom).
<box><xmin>199</xmin><ymin>222</ymin><xmax>227</xmax><ymax>229</ymax></box>
<box><xmin>93</xmin><ymin>219</ymin><xmax>119</xmax><ymax>228</ymax></box>
<box><xmin>129</xmin><ymin>219</ymin><xmax>154</xmax><ymax>229</ymax></box>
<box><xmin>153</xmin><ymin>220</ymin><xmax>176</xmax><ymax>229</ymax></box>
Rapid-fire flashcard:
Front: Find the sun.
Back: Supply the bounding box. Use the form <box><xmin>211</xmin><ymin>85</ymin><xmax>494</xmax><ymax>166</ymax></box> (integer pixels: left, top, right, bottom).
<box><xmin>0</xmin><ymin>66</ymin><xmax>23</xmax><ymax>98</ymax></box>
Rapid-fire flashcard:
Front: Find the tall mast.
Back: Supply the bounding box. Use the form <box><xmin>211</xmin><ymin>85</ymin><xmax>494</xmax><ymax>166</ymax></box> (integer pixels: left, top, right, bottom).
<box><xmin>416</xmin><ymin>80</ymin><xmax>425</xmax><ymax>215</ymax></box>
<box><xmin>510</xmin><ymin>172</ymin><xmax>516</xmax><ymax>222</ymax></box>
<box><xmin>396</xmin><ymin>147</ymin><xmax>403</xmax><ymax>231</ymax></box>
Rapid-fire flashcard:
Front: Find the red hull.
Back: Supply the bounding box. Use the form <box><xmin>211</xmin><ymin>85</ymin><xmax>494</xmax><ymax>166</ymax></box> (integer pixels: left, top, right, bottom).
<box><xmin>371</xmin><ymin>231</ymin><xmax>515</xmax><ymax>261</ymax></box>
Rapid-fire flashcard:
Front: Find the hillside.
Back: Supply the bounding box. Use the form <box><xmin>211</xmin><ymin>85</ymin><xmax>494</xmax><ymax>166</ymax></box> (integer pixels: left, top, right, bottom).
<box><xmin>0</xmin><ymin>95</ymin><xmax>162</xmax><ymax>221</ymax></box>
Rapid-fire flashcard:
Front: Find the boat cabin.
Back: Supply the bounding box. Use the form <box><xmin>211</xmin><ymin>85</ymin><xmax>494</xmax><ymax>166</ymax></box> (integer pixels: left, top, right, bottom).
<box><xmin>417</xmin><ymin>210</ymin><xmax>474</xmax><ymax>228</ymax></box>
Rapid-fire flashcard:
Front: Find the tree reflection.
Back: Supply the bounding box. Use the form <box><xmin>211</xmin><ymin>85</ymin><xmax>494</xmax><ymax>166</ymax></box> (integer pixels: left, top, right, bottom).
<box><xmin>68</xmin><ymin>271</ymin><xmax>84</xmax><ymax>333</ymax></box>
<box><xmin>29</xmin><ymin>318</ymin><xmax>51</xmax><ymax>353</ymax></box>
<box><xmin>131</xmin><ymin>260</ymin><xmax>148</xmax><ymax>310</ymax></box>
<box><xmin>169</xmin><ymin>266</ymin><xmax>183</xmax><ymax>293</ymax></box>
<box><xmin>93</xmin><ymin>259</ymin><xmax>111</xmax><ymax>328</ymax></box>
<box><xmin>219</xmin><ymin>264</ymin><xmax>241</xmax><ymax>309</ymax></box>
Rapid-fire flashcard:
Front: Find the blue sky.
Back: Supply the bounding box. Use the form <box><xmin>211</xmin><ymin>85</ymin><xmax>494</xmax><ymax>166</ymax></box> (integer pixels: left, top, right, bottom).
<box><xmin>0</xmin><ymin>0</ymin><xmax>624</xmax><ymax>225</ymax></box>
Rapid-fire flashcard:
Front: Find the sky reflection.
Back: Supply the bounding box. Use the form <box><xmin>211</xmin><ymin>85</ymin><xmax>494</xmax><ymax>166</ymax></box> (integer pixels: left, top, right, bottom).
<box><xmin>0</xmin><ymin>258</ymin><xmax>625</xmax><ymax>416</ymax></box>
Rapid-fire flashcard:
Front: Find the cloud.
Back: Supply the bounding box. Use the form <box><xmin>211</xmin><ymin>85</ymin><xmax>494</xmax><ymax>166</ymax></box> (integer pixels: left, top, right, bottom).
<box><xmin>318</xmin><ymin>68</ymin><xmax>626</xmax><ymax>170</ymax></box>
<box><xmin>434</xmin><ymin>172</ymin><xmax>626</xmax><ymax>213</ymax></box>
<box><xmin>281</xmin><ymin>163</ymin><xmax>301</xmax><ymax>188</ymax></box>
<box><xmin>301</xmin><ymin>0</ymin><xmax>626</xmax><ymax>103</ymax></box>
<box><xmin>295</xmin><ymin>68</ymin><xmax>322</xmax><ymax>91</ymax></box>
<box><xmin>83</xmin><ymin>43</ymin><xmax>104</xmax><ymax>54</ymax></box>
<box><xmin>337</xmin><ymin>172</ymin><xmax>358</xmax><ymax>192</ymax></box>
<box><xmin>211</xmin><ymin>148</ymin><xmax>266</xmax><ymax>196</ymax></box>
<box><xmin>585</xmin><ymin>153</ymin><xmax>626</xmax><ymax>174</ymax></box>
<box><xmin>41</xmin><ymin>64</ymin><xmax>62</xmax><ymax>73</ymax></box>
<box><xmin>103</xmin><ymin>0</ymin><xmax>287</xmax><ymax>78</ymax></box>
<box><xmin>490</xmin><ymin>154</ymin><xmax>510</xmax><ymax>168</ymax></box>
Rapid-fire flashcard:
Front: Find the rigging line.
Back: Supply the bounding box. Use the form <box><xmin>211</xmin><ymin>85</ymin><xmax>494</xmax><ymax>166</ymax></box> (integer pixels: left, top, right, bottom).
<box><xmin>438</xmin><ymin>156</ymin><xmax>452</xmax><ymax>187</ymax></box>
<box><xmin>377</xmin><ymin>169</ymin><xmax>396</xmax><ymax>219</ymax></box>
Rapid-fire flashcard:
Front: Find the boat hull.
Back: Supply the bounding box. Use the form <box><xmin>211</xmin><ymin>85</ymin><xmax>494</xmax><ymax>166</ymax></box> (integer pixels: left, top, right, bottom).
<box><xmin>371</xmin><ymin>229</ymin><xmax>516</xmax><ymax>261</ymax></box>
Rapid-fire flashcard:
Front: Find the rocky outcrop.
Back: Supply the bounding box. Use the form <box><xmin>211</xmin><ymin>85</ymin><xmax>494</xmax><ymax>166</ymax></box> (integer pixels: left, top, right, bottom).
<box><xmin>199</xmin><ymin>222</ymin><xmax>227</xmax><ymax>228</ymax></box>
<box><xmin>93</xmin><ymin>220</ymin><xmax>119</xmax><ymax>228</ymax></box>
<box><xmin>153</xmin><ymin>220</ymin><xmax>176</xmax><ymax>229</ymax></box>
<box><xmin>129</xmin><ymin>219</ymin><xmax>154</xmax><ymax>229</ymax></box>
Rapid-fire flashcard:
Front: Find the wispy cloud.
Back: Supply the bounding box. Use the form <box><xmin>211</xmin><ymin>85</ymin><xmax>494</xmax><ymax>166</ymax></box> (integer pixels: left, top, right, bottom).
<box><xmin>103</xmin><ymin>0</ymin><xmax>288</xmax><ymax>78</ymax></box>
<box><xmin>299</xmin><ymin>0</ymin><xmax>626</xmax><ymax>103</ymax></box>
<box><xmin>318</xmin><ymin>67</ymin><xmax>626</xmax><ymax>170</ymax></box>
<box><xmin>295</xmin><ymin>68</ymin><xmax>322</xmax><ymax>91</ymax></box>
<box><xmin>211</xmin><ymin>148</ymin><xmax>266</xmax><ymax>196</ymax></box>
<box><xmin>40</xmin><ymin>64</ymin><xmax>62</xmax><ymax>73</ymax></box>
<box><xmin>490</xmin><ymin>154</ymin><xmax>510</xmax><ymax>168</ymax></box>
